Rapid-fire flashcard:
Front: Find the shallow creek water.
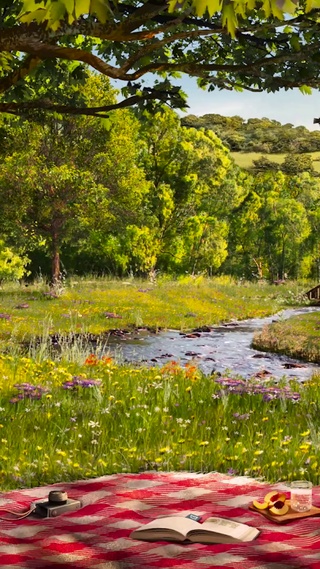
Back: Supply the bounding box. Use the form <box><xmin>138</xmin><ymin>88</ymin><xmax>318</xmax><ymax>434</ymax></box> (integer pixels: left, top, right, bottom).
<box><xmin>105</xmin><ymin>307</ymin><xmax>320</xmax><ymax>382</ymax></box>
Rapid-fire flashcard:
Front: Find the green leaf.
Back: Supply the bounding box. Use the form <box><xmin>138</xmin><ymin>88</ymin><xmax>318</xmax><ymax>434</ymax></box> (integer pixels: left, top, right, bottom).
<box><xmin>290</xmin><ymin>35</ymin><xmax>301</xmax><ymax>51</ymax></box>
<box><xmin>100</xmin><ymin>117</ymin><xmax>112</xmax><ymax>130</ymax></box>
<box><xmin>47</xmin><ymin>1</ymin><xmax>67</xmax><ymax>30</ymax></box>
<box><xmin>75</xmin><ymin>0</ymin><xmax>91</xmax><ymax>18</ymax></box>
<box><xmin>206</xmin><ymin>0</ymin><xmax>222</xmax><ymax>18</ymax></box>
<box><xmin>262</xmin><ymin>0</ymin><xmax>271</xmax><ymax>18</ymax></box>
<box><xmin>90</xmin><ymin>0</ymin><xmax>109</xmax><ymax>22</ymax></box>
<box><xmin>299</xmin><ymin>85</ymin><xmax>312</xmax><ymax>95</ymax></box>
<box><xmin>21</xmin><ymin>0</ymin><xmax>45</xmax><ymax>12</ymax></box>
<box><xmin>306</xmin><ymin>0</ymin><xmax>320</xmax><ymax>11</ymax></box>
<box><xmin>63</xmin><ymin>0</ymin><xmax>76</xmax><ymax>13</ymax></box>
<box><xmin>19</xmin><ymin>8</ymin><xmax>47</xmax><ymax>24</ymax></box>
<box><xmin>222</xmin><ymin>4</ymin><xmax>237</xmax><ymax>37</ymax></box>
<box><xmin>192</xmin><ymin>0</ymin><xmax>209</xmax><ymax>17</ymax></box>
<box><xmin>167</xmin><ymin>0</ymin><xmax>177</xmax><ymax>13</ymax></box>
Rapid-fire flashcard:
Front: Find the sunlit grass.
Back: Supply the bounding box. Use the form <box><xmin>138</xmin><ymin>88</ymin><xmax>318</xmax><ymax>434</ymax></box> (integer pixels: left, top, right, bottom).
<box><xmin>231</xmin><ymin>151</ymin><xmax>320</xmax><ymax>172</ymax></box>
<box><xmin>0</xmin><ymin>276</ymin><xmax>313</xmax><ymax>347</ymax></box>
<box><xmin>0</xmin><ymin>277</ymin><xmax>318</xmax><ymax>490</ymax></box>
<box><xmin>0</xmin><ymin>353</ymin><xmax>319</xmax><ymax>490</ymax></box>
<box><xmin>253</xmin><ymin>312</ymin><xmax>320</xmax><ymax>363</ymax></box>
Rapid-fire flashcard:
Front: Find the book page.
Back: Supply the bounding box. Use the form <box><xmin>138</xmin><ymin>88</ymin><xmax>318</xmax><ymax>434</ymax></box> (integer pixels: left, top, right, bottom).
<box><xmin>132</xmin><ymin>516</ymin><xmax>199</xmax><ymax>536</ymax></box>
<box><xmin>197</xmin><ymin>517</ymin><xmax>253</xmax><ymax>540</ymax></box>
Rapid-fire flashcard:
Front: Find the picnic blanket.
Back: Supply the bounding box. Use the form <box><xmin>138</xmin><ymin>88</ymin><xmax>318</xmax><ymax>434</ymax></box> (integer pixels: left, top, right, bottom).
<box><xmin>1</xmin><ymin>471</ymin><xmax>320</xmax><ymax>569</ymax></box>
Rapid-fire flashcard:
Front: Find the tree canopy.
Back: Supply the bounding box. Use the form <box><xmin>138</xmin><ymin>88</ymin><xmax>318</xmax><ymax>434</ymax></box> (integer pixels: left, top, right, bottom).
<box><xmin>1</xmin><ymin>0</ymin><xmax>320</xmax><ymax>117</ymax></box>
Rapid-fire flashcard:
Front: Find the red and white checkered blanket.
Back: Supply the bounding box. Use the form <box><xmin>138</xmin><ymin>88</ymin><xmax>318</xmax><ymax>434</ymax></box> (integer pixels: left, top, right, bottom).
<box><xmin>1</xmin><ymin>471</ymin><xmax>320</xmax><ymax>569</ymax></box>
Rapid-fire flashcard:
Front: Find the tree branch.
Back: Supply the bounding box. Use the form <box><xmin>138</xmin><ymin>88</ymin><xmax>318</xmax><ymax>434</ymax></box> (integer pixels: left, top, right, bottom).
<box><xmin>0</xmin><ymin>89</ymin><xmax>183</xmax><ymax>117</ymax></box>
<box><xmin>121</xmin><ymin>28</ymin><xmax>219</xmax><ymax>73</ymax></box>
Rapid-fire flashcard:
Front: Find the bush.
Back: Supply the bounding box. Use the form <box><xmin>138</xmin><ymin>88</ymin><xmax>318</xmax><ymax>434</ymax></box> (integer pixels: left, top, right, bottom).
<box><xmin>0</xmin><ymin>241</ymin><xmax>30</xmax><ymax>283</ymax></box>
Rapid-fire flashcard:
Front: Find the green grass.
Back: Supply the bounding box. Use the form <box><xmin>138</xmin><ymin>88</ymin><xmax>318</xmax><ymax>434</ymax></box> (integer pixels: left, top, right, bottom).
<box><xmin>0</xmin><ymin>276</ymin><xmax>318</xmax><ymax>491</ymax></box>
<box><xmin>0</xmin><ymin>276</ymin><xmax>313</xmax><ymax>349</ymax></box>
<box><xmin>0</xmin><ymin>353</ymin><xmax>319</xmax><ymax>490</ymax></box>
<box><xmin>231</xmin><ymin>151</ymin><xmax>320</xmax><ymax>172</ymax></box>
<box><xmin>253</xmin><ymin>312</ymin><xmax>320</xmax><ymax>363</ymax></box>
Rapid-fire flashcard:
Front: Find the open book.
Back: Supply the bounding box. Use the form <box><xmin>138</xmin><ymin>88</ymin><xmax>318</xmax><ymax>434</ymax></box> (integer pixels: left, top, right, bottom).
<box><xmin>130</xmin><ymin>515</ymin><xmax>260</xmax><ymax>544</ymax></box>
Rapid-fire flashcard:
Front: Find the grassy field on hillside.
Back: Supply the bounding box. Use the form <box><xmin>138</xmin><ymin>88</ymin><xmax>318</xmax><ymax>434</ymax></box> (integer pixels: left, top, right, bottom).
<box><xmin>231</xmin><ymin>151</ymin><xmax>320</xmax><ymax>172</ymax></box>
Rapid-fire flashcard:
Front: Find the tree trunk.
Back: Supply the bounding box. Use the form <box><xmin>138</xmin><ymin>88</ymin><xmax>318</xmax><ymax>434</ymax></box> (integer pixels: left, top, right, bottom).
<box><xmin>51</xmin><ymin>229</ymin><xmax>61</xmax><ymax>285</ymax></box>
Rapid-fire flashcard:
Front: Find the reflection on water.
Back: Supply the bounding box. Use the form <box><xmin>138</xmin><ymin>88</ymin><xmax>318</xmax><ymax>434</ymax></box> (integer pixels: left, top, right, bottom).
<box><xmin>104</xmin><ymin>307</ymin><xmax>320</xmax><ymax>381</ymax></box>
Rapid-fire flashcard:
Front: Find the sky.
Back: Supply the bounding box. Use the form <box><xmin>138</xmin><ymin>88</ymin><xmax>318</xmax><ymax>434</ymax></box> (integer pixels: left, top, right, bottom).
<box><xmin>178</xmin><ymin>76</ymin><xmax>320</xmax><ymax>130</ymax></box>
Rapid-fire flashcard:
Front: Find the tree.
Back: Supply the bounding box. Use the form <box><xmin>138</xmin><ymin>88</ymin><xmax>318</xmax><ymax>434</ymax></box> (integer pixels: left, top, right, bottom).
<box><xmin>249</xmin><ymin>172</ymin><xmax>311</xmax><ymax>280</ymax></box>
<box><xmin>139</xmin><ymin>107</ymin><xmax>242</xmax><ymax>274</ymax></box>
<box><xmin>252</xmin><ymin>156</ymin><xmax>279</xmax><ymax>173</ymax></box>
<box><xmin>0</xmin><ymin>74</ymin><xmax>149</xmax><ymax>282</ymax></box>
<box><xmin>281</xmin><ymin>154</ymin><xmax>315</xmax><ymax>175</ymax></box>
<box><xmin>0</xmin><ymin>152</ymin><xmax>109</xmax><ymax>283</ymax></box>
<box><xmin>0</xmin><ymin>1</ymin><xmax>319</xmax><ymax>118</ymax></box>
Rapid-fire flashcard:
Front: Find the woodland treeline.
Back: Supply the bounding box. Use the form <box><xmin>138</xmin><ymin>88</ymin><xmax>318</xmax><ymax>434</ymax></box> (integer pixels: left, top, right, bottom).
<box><xmin>181</xmin><ymin>114</ymin><xmax>320</xmax><ymax>155</ymax></box>
<box><xmin>0</xmin><ymin>74</ymin><xmax>319</xmax><ymax>284</ymax></box>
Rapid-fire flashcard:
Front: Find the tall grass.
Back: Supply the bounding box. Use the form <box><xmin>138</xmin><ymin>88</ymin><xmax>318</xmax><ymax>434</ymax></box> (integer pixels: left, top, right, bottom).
<box><xmin>0</xmin><ymin>277</ymin><xmax>318</xmax><ymax>490</ymax></box>
<box><xmin>0</xmin><ymin>351</ymin><xmax>319</xmax><ymax>490</ymax></box>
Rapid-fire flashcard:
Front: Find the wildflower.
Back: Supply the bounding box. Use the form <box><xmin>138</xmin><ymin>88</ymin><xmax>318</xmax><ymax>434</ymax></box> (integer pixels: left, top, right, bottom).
<box><xmin>199</xmin><ymin>441</ymin><xmax>209</xmax><ymax>446</ymax></box>
<box><xmin>84</xmin><ymin>354</ymin><xmax>99</xmax><ymax>366</ymax></box>
<box><xmin>299</xmin><ymin>444</ymin><xmax>311</xmax><ymax>451</ymax></box>
<box><xmin>88</xmin><ymin>421</ymin><xmax>100</xmax><ymax>428</ymax></box>
<box><xmin>101</xmin><ymin>356</ymin><xmax>113</xmax><ymax>365</ymax></box>
<box><xmin>56</xmin><ymin>450</ymin><xmax>67</xmax><ymax>457</ymax></box>
<box><xmin>62</xmin><ymin>377</ymin><xmax>101</xmax><ymax>389</ymax></box>
<box><xmin>300</xmin><ymin>430</ymin><xmax>311</xmax><ymax>437</ymax></box>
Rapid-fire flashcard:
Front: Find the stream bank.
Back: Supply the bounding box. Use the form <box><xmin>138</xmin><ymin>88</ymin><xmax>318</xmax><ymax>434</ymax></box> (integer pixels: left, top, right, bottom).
<box><xmin>104</xmin><ymin>307</ymin><xmax>320</xmax><ymax>382</ymax></box>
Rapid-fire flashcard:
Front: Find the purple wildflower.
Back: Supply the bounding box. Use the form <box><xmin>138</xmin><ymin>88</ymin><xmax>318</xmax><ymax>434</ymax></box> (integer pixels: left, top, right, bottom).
<box><xmin>62</xmin><ymin>376</ymin><xmax>101</xmax><ymax>390</ymax></box>
<box><xmin>10</xmin><ymin>383</ymin><xmax>49</xmax><ymax>402</ymax></box>
<box><xmin>227</xmin><ymin>468</ymin><xmax>238</xmax><ymax>476</ymax></box>
<box><xmin>214</xmin><ymin>377</ymin><xmax>301</xmax><ymax>402</ymax></box>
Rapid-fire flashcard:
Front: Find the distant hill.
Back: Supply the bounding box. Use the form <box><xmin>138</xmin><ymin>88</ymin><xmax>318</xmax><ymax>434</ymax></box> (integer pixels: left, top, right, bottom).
<box><xmin>181</xmin><ymin>114</ymin><xmax>320</xmax><ymax>155</ymax></box>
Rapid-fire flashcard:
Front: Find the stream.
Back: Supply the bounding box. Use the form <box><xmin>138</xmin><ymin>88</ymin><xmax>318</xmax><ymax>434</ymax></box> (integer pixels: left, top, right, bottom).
<box><xmin>104</xmin><ymin>307</ymin><xmax>320</xmax><ymax>381</ymax></box>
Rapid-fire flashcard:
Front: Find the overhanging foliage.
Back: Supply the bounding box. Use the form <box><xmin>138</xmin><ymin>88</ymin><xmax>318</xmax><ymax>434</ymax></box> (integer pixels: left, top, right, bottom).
<box><xmin>1</xmin><ymin>0</ymin><xmax>320</xmax><ymax>116</ymax></box>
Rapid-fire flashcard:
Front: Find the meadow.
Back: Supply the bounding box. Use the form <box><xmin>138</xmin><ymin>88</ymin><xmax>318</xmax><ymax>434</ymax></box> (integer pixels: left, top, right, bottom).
<box><xmin>0</xmin><ymin>276</ymin><xmax>319</xmax><ymax>491</ymax></box>
<box><xmin>231</xmin><ymin>151</ymin><xmax>320</xmax><ymax>172</ymax></box>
